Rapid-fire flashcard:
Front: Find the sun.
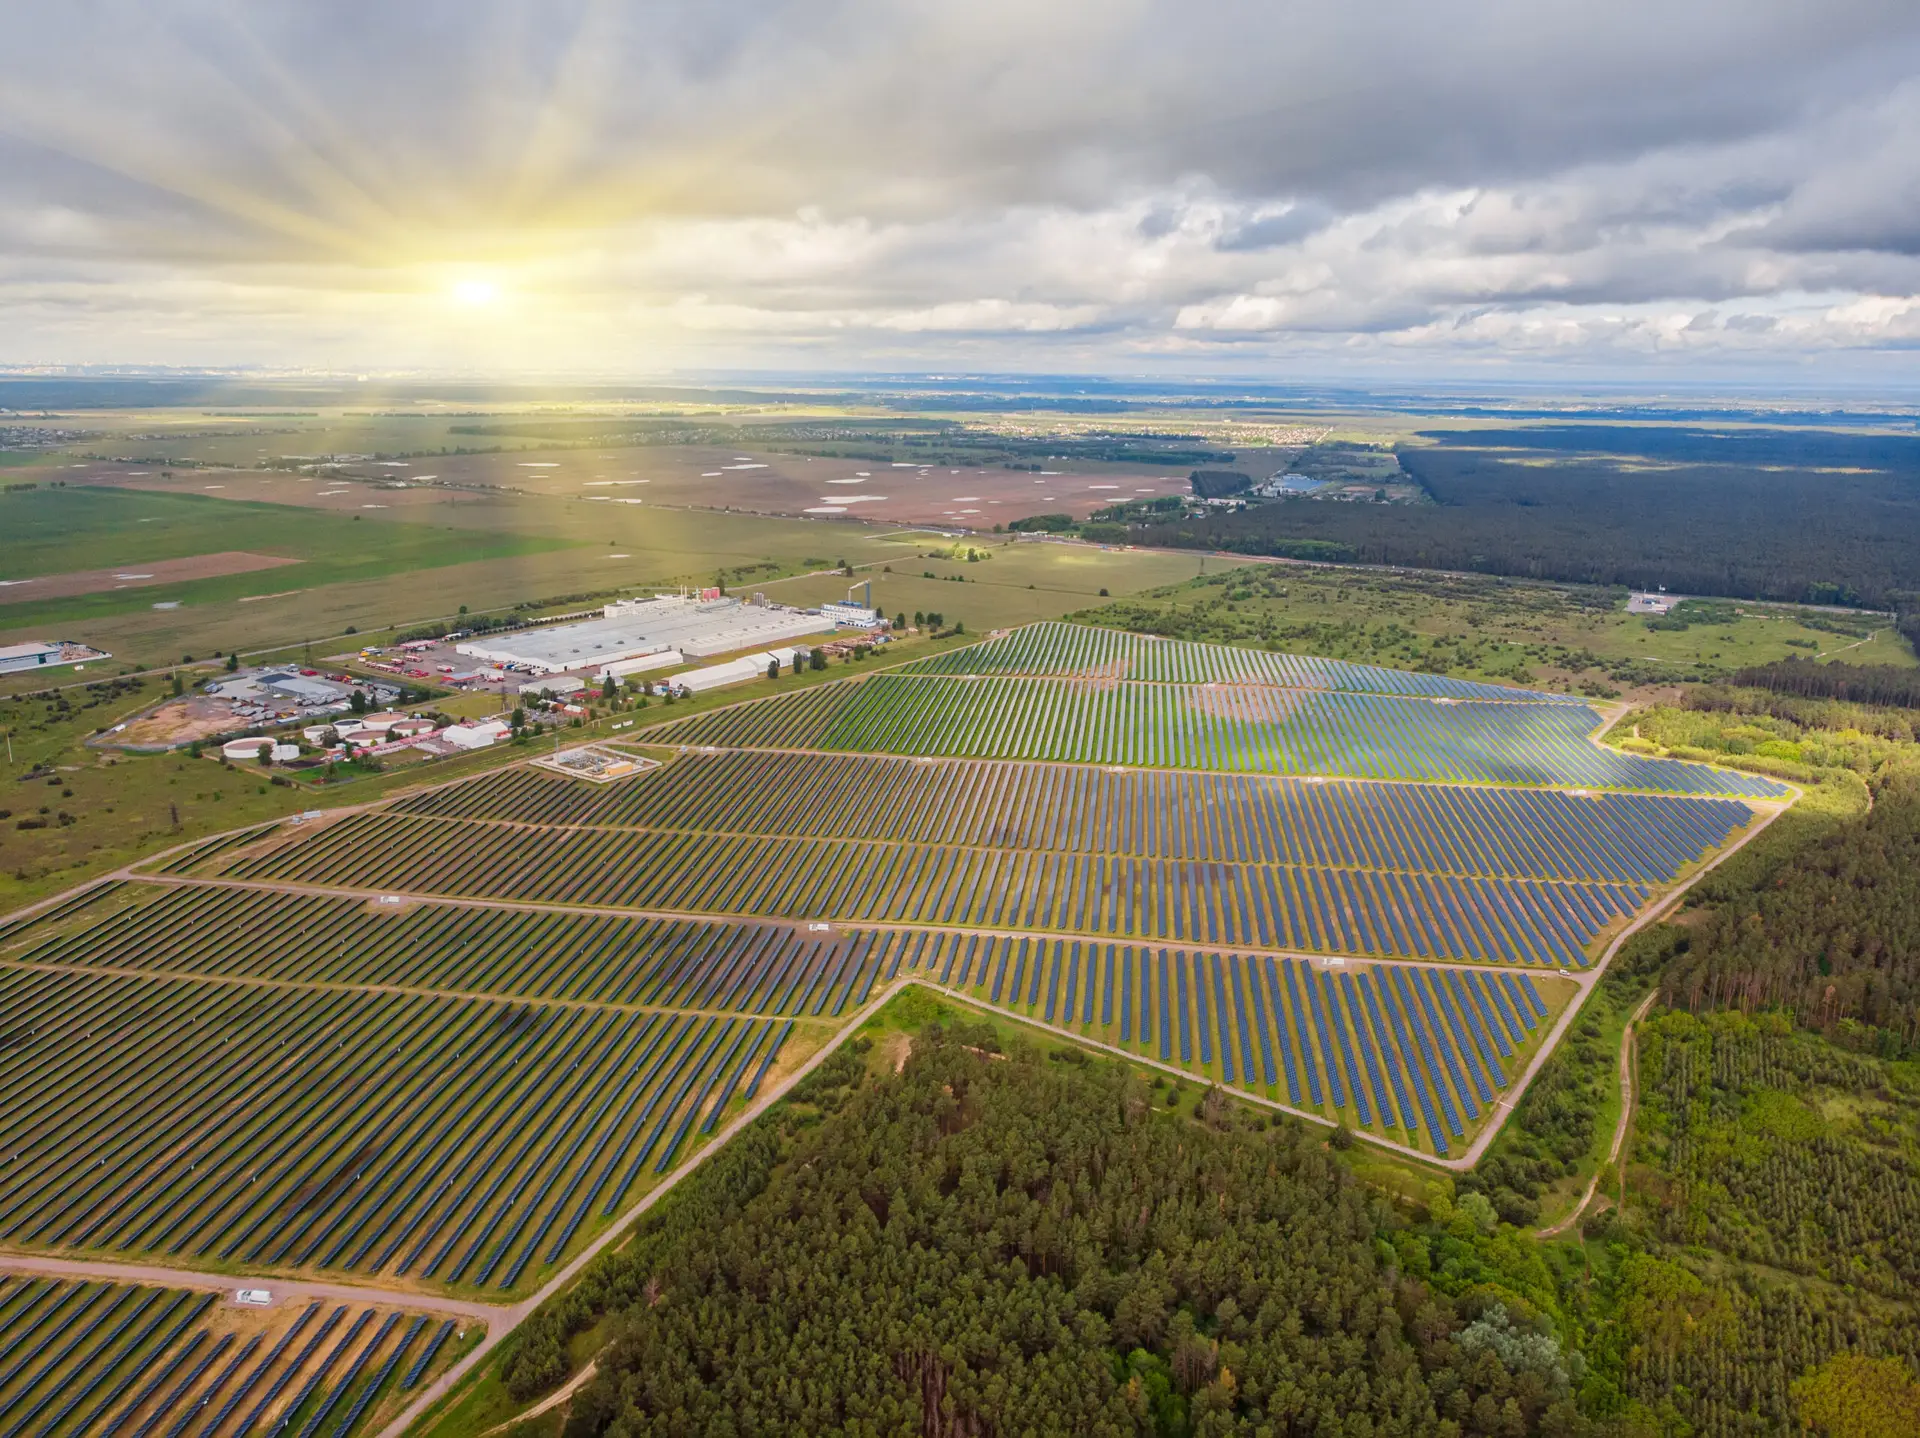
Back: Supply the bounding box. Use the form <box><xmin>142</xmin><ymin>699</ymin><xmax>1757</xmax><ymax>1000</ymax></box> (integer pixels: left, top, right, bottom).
<box><xmin>451</xmin><ymin>278</ymin><xmax>499</xmax><ymax>307</ymax></box>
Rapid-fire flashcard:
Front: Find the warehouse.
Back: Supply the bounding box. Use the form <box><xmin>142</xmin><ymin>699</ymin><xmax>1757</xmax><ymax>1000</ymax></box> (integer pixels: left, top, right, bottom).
<box><xmin>0</xmin><ymin>639</ymin><xmax>109</xmax><ymax>675</ymax></box>
<box><xmin>455</xmin><ymin>595</ymin><xmax>836</xmax><ymax>674</ymax></box>
<box><xmin>677</xmin><ymin>647</ymin><xmax>809</xmax><ymax>693</ymax></box>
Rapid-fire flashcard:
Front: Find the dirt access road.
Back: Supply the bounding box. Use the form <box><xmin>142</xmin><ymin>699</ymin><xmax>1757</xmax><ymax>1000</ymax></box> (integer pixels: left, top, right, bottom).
<box><xmin>0</xmin><ymin>1251</ymin><xmax>504</xmax><ymax>1320</ymax></box>
<box><xmin>1536</xmin><ymin>987</ymin><xmax>1661</xmax><ymax>1239</ymax></box>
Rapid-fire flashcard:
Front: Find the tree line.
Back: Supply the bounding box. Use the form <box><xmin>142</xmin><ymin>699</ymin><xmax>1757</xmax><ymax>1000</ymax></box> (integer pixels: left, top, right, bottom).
<box><xmin>1113</xmin><ymin>436</ymin><xmax>1920</xmax><ymax>615</ymax></box>
<box><xmin>1730</xmin><ymin>658</ymin><xmax>1920</xmax><ymax>710</ymax></box>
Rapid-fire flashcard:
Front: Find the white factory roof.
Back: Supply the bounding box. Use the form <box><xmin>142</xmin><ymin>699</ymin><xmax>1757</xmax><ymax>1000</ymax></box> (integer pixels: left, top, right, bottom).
<box><xmin>456</xmin><ymin>595</ymin><xmax>834</xmax><ymax>673</ymax></box>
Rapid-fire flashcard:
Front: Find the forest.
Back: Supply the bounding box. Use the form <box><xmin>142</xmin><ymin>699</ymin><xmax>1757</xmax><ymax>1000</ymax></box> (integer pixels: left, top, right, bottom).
<box><xmin>498</xmin><ymin>992</ymin><xmax>1920</xmax><ymax>1438</ymax></box>
<box><xmin>511</xmin><ymin>1025</ymin><xmax>1590</xmax><ymax>1438</ymax></box>
<box><xmin>1119</xmin><ymin>428</ymin><xmax>1920</xmax><ymax>618</ymax></box>
<box><xmin>1731</xmin><ymin>658</ymin><xmax>1920</xmax><ymax>709</ymax></box>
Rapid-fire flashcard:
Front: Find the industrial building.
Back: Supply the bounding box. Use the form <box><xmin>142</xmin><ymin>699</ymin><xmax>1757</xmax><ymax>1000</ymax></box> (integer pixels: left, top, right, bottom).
<box><xmin>0</xmin><ymin>640</ymin><xmax>109</xmax><ymax>675</ymax></box>
<box><xmin>821</xmin><ymin>601</ymin><xmax>881</xmax><ymax>629</ymax></box>
<box><xmin>595</xmin><ymin>649</ymin><xmax>683</xmax><ymax>682</ymax></box>
<box><xmin>519</xmin><ymin>675</ymin><xmax>586</xmax><ymax>698</ymax></box>
<box><xmin>455</xmin><ymin>594</ymin><xmax>837</xmax><ymax>675</ymax></box>
<box><xmin>676</xmin><ymin>647</ymin><xmax>808</xmax><ymax>693</ymax></box>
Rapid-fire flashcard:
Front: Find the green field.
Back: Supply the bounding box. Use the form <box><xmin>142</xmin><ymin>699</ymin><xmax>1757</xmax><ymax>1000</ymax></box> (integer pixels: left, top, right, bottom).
<box><xmin>1082</xmin><ymin>563</ymin><xmax>1915</xmax><ymax>696</ymax></box>
<box><xmin>0</xmin><ymin>485</ymin><xmax>578</xmax><ymax>631</ymax></box>
<box><xmin>0</xmin><ymin>488</ymin><xmax>1208</xmax><ymax>681</ymax></box>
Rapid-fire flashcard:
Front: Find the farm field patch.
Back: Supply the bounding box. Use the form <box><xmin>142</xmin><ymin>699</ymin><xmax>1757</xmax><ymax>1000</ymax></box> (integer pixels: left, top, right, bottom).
<box><xmin>0</xmin><ymin>485</ymin><xmax>577</xmax><ymax>658</ymax></box>
<box><xmin>75</xmin><ymin>443</ymin><xmax>1189</xmax><ymax>528</ymax></box>
<box><xmin>0</xmin><ymin>483</ymin><xmax>1205</xmax><ymax>677</ymax></box>
<box><xmin>0</xmin><ymin>551</ymin><xmax>300</xmax><ymax>606</ymax></box>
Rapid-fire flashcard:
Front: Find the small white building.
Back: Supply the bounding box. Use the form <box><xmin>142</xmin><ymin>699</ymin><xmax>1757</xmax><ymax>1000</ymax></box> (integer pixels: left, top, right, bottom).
<box><xmin>443</xmin><ymin>719</ymin><xmax>511</xmax><ymax>750</ymax></box>
<box><xmin>520</xmin><ymin>675</ymin><xmax>585</xmax><ymax>698</ymax></box>
<box><xmin>0</xmin><ymin>641</ymin><xmax>64</xmax><ymax>675</ymax></box>
<box><xmin>821</xmin><ymin>602</ymin><xmax>882</xmax><ymax>629</ymax></box>
<box><xmin>270</xmin><ymin>744</ymin><xmax>300</xmax><ymax>762</ymax></box>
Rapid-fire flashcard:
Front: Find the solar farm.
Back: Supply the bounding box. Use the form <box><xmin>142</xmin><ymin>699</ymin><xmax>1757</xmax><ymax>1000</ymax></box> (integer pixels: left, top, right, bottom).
<box><xmin>0</xmin><ymin>620</ymin><xmax>1790</xmax><ymax>1427</ymax></box>
<box><xmin>0</xmin><ymin>1274</ymin><xmax>457</xmax><ymax>1438</ymax></box>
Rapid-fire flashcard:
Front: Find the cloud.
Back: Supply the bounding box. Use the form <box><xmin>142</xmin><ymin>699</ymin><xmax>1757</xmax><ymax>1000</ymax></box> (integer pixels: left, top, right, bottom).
<box><xmin>1</xmin><ymin>0</ymin><xmax>1919</xmax><ymax>372</ymax></box>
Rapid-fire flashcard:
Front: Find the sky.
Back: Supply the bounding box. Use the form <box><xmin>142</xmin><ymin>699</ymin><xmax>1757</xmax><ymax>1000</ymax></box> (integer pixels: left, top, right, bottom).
<box><xmin>5</xmin><ymin>1</ymin><xmax>1920</xmax><ymax>381</ymax></box>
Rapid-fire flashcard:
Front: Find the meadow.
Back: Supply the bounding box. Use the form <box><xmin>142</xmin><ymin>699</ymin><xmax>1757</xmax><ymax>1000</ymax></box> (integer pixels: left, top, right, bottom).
<box><xmin>0</xmin><ymin>480</ymin><xmax>1206</xmax><ymax>681</ymax></box>
<box><xmin>1079</xmin><ymin>563</ymin><xmax>1916</xmax><ymax>696</ymax></box>
<box><xmin>0</xmin><ymin>485</ymin><xmax>574</xmax><ymax>638</ymax></box>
